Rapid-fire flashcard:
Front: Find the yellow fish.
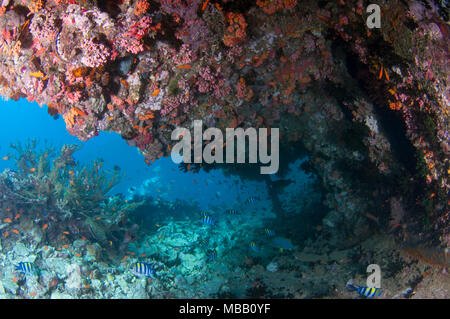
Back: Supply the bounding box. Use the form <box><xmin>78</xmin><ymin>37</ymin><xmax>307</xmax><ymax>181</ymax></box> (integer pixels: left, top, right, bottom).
<box><xmin>30</xmin><ymin>71</ymin><xmax>44</xmax><ymax>78</ymax></box>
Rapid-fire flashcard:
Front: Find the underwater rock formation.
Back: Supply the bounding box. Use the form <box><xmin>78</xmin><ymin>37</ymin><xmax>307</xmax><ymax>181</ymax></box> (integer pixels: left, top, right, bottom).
<box><xmin>0</xmin><ymin>0</ymin><xmax>448</xmax><ymax>254</ymax></box>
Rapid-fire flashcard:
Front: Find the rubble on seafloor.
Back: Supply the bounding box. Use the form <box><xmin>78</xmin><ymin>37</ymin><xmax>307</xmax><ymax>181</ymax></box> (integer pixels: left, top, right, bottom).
<box><xmin>1</xmin><ymin>206</ymin><xmax>449</xmax><ymax>298</ymax></box>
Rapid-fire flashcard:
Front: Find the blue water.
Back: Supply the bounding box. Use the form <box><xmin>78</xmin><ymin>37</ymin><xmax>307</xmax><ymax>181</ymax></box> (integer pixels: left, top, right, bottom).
<box><xmin>0</xmin><ymin>98</ymin><xmax>264</xmax><ymax>209</ymax></box>
<box><xmin>0</xmin><ymin>98</ymin><xmax>327</xmax><ymax>299</ymax></box>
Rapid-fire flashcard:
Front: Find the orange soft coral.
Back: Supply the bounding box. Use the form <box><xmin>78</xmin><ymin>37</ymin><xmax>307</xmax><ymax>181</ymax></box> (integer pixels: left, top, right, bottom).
<box><xmin>63</xmin><ymin>107</ymin><xmax>86</xmax><ymax>129</ymax></box>
<box><xmin>223</xmin><ymin>12</ymin><xmax>247</xmax><ymax>47</ymax></box>
<box><xmin>28</xmin><ymin>0</ymin><xmax>44</xmax><ymax>14</ymax></box>
<box><xmin>134</xmin><ymin>0</ymin><xmax>149</xmax><ymax>16</ymax></box>
<box><xmin>256</xmin><ymin>0</ymin><xmax>297</xmax><ymax>14</ymax></box>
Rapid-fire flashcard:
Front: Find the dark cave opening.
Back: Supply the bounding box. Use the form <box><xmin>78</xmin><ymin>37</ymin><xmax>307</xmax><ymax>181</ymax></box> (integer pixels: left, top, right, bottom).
<box><xmin>176</xmin><ymin>139</ymin><xmax>329</xmax><ymax>247</ymax></box>
<box><xmin>342</xmin><ymin>41</ymin><xmax>418</xmax><ymax>177</ymax></box>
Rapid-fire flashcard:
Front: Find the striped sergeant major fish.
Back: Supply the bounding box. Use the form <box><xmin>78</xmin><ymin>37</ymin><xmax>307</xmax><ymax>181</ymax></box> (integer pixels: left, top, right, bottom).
<box><xmin>346</xmin><ymin>279</ymin><xmax>383</xmax><ymax>298</ymax></box>
<box><xmin>264</xmin><ymin>228</ymin><xmax>276</xmax><ymax>237</ymax></box>
<box><xmin>225</xmin><ymin>209</ymin><xmax>238</xmax><ymax>215</ymax></box>
<box><xmin>15</xmin><ymin>262</ymin><xmax>35</xmax><ymax>275</ymax></box>
<box><xmin>130</xmin><ymin>262</ymin><xmax>156</xmax><ymax>278</ymax></box>
<box><xmin>249</xmin><ymin>241</ymin><xmax>260</xmax><ymax>252</ymax></box>
<box><xmin>245</xmin><ymin>196</ymin><xmax>259</xmax><ymax>204</ymax></box>
<box><xmin>202</xmin><ymin>215</ymin><xmax>215</xmax><ymax>225</ymax></box>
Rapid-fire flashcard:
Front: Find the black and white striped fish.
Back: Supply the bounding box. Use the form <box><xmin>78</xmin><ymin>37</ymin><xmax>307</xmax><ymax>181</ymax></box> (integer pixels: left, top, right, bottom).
<box><xmin>202</xmin><ymin>215</ymin><xmax>215</xmax><ymax>225</ymax></box>
<box><xmin>245</xmin><ymin>196</ymin><xmax>259</xmax><ymax>204</ymax></box>
<box><xmin>130</xmin><ymin>262</ymin><xmax>156</xmax><ymax>278</ymax></box>
<box><xmin>15</xmin><ymin>262</ymin><xmax>35</xmax><ymax>275</ymax></box>
<box><xmin>346</xmin><ymin>280</ymin><xmax>383</xmax><ymax>298</ymax></box>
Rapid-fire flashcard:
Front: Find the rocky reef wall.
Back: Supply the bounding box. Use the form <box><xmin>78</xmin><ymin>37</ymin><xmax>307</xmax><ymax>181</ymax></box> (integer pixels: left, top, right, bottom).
<box><xmin>0</xmin><ymin>0</ymin><xmax>448</xmax><ymax>249</ymax></box>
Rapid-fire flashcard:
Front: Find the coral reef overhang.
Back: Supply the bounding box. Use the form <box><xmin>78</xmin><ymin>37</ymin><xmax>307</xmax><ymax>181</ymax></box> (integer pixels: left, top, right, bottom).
<box><xmin>0</xmin><ymin>0</ymin><xmax>448</xmax><ymax>250</ymax></box>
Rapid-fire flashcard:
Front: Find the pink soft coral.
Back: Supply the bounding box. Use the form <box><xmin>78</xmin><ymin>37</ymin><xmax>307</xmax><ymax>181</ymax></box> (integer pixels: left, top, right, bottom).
<box><xmin>115</xmin><ymin>16</ymin><xmax>154</xmax><ymax>54</ymax></box>
<box><xmin>81</xmin><ymin>38</ymin><xmax>111</xmax><ymax>67</ymax></box>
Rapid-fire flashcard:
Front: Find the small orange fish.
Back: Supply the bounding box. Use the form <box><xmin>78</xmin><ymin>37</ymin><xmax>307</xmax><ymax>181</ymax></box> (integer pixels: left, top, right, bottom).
<box><xmin>30</xmin><ymin>71</ymin><xmax>44</xmax><ymax>78</ymax></box>
<box><xmin>121</xmin><ymin>79</ymin><xmax>128</xmax><ymax>87</ymax></box>
<box><xmin>315</xmin><ymin>14</ymin><xmax>329</xmax><ymax>22</ymax></box>
<box><xmin>378</xmin><ymin>66</ymin><xmax>383</xmax><ymax>79</ymax></box>
<box><xmin>63</xmin><ymin>244</ymin><xmax>69</xmax><ymax>249</ymax></box>
<box><xmin>95</xmin><ymin>217</ymin><xmax>101</xmax><ymax>221</ymax></box>
<box><xmin>73</xmin><ymin>107</ymin><xmax>87</xmax><ymax>117</ymax></box>
<box><xmin>11</xmin><ymin>229</ymin><xmax>19</xmax><ymax>235</ymax></box>
<box><xmin>68</xmin><ymin>170</ymin><xmax>74</xmax><ymax>175</ymax></box>
<box><xmin>121</xmin><ymin>255</ymin><xmax>128</xmax><ymax>263</ymax></box>
<box><xmin>30</xmin><ymin>167</ymin><xmax>36</xmax><ymax>172</ymax></box>
<box><xmin>384</xmin><ymin>69</ymin><xmax>390</xmax><ymax>81</ymax></box>
<box><xmin>151</xmin><ymin>89</ymin><xmax>160</xmax><ymax>96</ymax></box>
<box><xmin>42</xmin><ymin>224</ymin><xmax>48</xmax><ymax>230</ymax></box>
<box><xmin>84</xmin><ymin>284</ymin><xmax>90</xmax><ymax>289</ymax></box>
<box><xmin>21</xmin><ymin>19</ymin><xmax>31</xmax><ymax>31</ymax></box>
<box><xmin>63</xmin><ymin>231</ymin><xmax>70</xmax><ymax>235</ymax></box>
<box><xmin>81</xmin><ymin>236</ymin><xmax>86</xmax><ymax>241</ymax></box>
<box><xmin>30</xmin><ymin>292</ymin><xmax>36</xmax><ymax>297</ymax></box>
<box><xmin>14</xmin><ymin>213</ymin><xmax>21</xmax><ymax>220</ymax></box>
<box><xmin>74</xmin><ymin>253</ymin><xmax>81</xmax><ymax>257</ymax></box>
<box><xmin>61</xmin><ymin>235</ymin><xmax>66</xmax><ymax>240</ymax></box>
<box><xmin>43</xmin><ymin>246</ymin><xmax>48</xmax><ymax>251</ymax></box>
<box><xmin>12</xmin><ymin>277</ymin><xmax>19</xmax><ymax>283</ymax></box>
<box><xmin>202</xmin><ymin>0</ymin><xmax>210</xmax><ymax>11</ymax></box>
<box><xmin>176</xmin><ymin>64</ymin><xmax>192</xmax><ymax>69</ymax></box>
<box><xmin>4</xmin><ymin>231</ymin><xmax>9</xmax><ymax>238</ymax></box>
<box><xmin>2</xmin><ymin>156</ymin><xmax>9</xmax><ymax>160</ymax></box>
<box><xmin>3</xmin><ymin>218</ymin><xmax>12</xmax><ymax>223</ymax></box>
<box><xmin>69</xmin><ymin>180</ymin><xmax>75</xmax><ymax>186</ymax></box>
